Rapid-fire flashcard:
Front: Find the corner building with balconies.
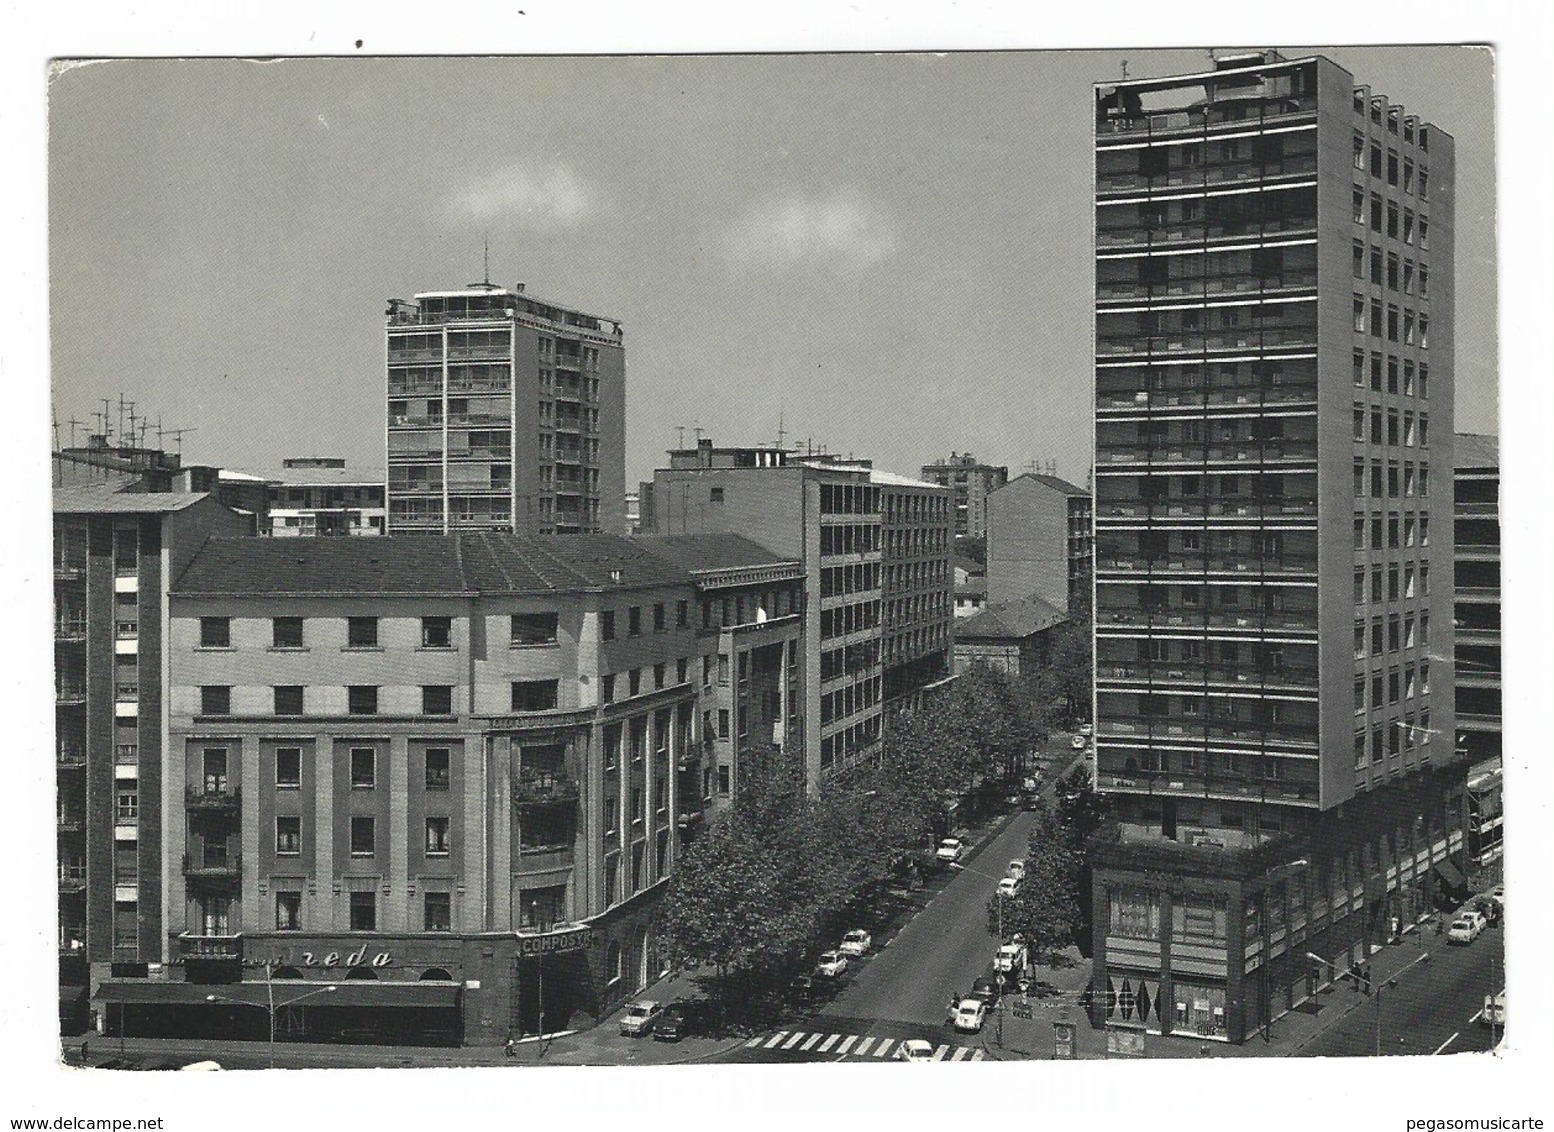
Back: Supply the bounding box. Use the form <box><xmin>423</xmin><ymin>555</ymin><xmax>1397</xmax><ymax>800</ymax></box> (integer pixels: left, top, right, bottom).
<box><xmin>1090</xmin><ymin>52</ymin><xmax>1464</xmax><ymax>1043</ymax></box>
<box><xmin>90</xmin><ymin>532</ymin><xmax>798</xmax><ymax>1047</ymax></box>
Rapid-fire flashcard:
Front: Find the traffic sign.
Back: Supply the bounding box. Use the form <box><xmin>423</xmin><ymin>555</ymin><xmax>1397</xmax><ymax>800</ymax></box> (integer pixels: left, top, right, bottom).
<box><xmin>1012</xmin><ymin>999</ymin><xmax>1033</xmax><ymax>1020</ymax></box>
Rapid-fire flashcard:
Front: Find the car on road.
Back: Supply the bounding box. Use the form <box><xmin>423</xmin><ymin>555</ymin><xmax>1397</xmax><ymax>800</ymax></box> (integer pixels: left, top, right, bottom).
<box><xmin>953</xmin><ymin>997</ymin><xmax>990</xmax><ymax>1033</ymax></box>
<box><xmin>1480</xmin><ymin>992</ymin><xmax>1506</xmax><ymax>1029</ymax></box>
<box><xmin>653</xmin><ymin>999</ymin><xmax>715</xmax><ymax>1042</ymax></box>
<box><xmin>1071</xmin><ymin>734</ymin><xmax>1088</xmax><ymax>749</ymax></box>
<box><xmin>815</xmin><ymin>950</ymin><xmax>849</xmax><ymax>978</ymax></box>
<box><xmin>1078</xmin><ymin>723</ymin><xmax>1093</xmax><ymax>736</ymax></box>
<box><xmin>971</xmin><ymin>975</ymin><xmax>1001</xmax><ymax>1006</ymax></box>
<box><xmin>839</xmin><ymin>929</ymin><xmax>872</xmax><ymax>957</ymax></box>
<box><xmin>178</xmin><ymin>1060</ymin><xmax>224</xmax><ymax>1071</ymax></box>
<box><xmin>1007</xmin><ymin>858</ymin><xmax>1027</xmax><ymax>882</ymax></box>
<box><xmin>619</xmin><ymin>999</ymin><xmax>664</xmax><ymax>1037</ymax></box>
<box><xmin>1446</xmin><ymin>911</ymin><xmax>1487</xmax><ymax>945</ymax></box>
<box><xmin>997</xmin><ymin>876</ymin><xmax>1021</xmax><ymax>899</ymax></box>
<box><xmin>994</xmin><ymin>937</ymin><xmax>1028</xmax><ymax>975</ymax></box>
<box><xmin>895</xmin><ymin>1038</ymin><xmax>936</xmax><ymax>1062</ymax></box>
<box><xmin>936</xmin><ymin>837</ymin><xmax>964</xmax><ymax>863</ymax></box>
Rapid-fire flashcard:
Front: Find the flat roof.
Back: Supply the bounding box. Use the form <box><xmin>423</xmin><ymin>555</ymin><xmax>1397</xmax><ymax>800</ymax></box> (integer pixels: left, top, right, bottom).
<box><xmin>53</xmin><ymin>482</ymin><xmax>211</xmax><ymax>515</ymax></box>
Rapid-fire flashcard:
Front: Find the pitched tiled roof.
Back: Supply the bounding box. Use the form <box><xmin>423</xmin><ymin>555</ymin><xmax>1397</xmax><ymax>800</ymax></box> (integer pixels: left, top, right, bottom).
<box><xmin>633</xmin><ymin>533</ymin><xmax>798</xmax><ymax>576</ymax></box>
<box><xmin>1454</xmin><ymin>433</ymin><xmax>1498</xmax><ymax>471</ymax></box>
<box><xmin>957</xmin><ymin>593</ymin><xmax>1068</xmax><ymax>641</ymax></box>
<box><xmin>994</xmin><ymin>472</ymin><xmax>1090</xmax><ymax>498</ymax></box>
<box><xmin>173</xmin><ymin>536</ymin><xmax>472</xmax><ymax>596</ymax></box>
<box><xmin>458</xmin><ymin>532</ymin><xmax>688</xmax><ymax>593</ymax></box>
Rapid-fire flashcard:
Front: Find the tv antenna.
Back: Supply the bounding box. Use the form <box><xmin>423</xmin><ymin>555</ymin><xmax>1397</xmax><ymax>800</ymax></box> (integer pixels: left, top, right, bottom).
<box><xmin>775</xmin><ymin>411</ymin><xmax>787</xmax><ymax>451</ymax></box>
<box><xmin>675</xmin><ymin>425</ymin><xmax>686</xmax><ymax>448</ymax></box>
<box><xmin>1120</xmin><ymin>59</ymin><xmax>1128</xmax><ymax>79</ymax></box>
<box><xmin>168</xmin><ymin>427</ymin><xmax>197</xmax><ymax>456</ymax></box>
<box><xmin>117</xmin><ymin>394</ymin><xmax>135</xmax><ymax>446</ymax></box>
<box><xmin>483</xmin><ymin>235</ymin><xmax>491</xmax><ymax>286</ymax></box>
<box><xmin>98</xmin><ymin>399</ymin><xmax>113</xmax><ymax>443</ymax></box>
<box><xmin>693</xmin><ymin>423</ymin><xmax>704</xmax><ymax>442</ymax></box>
<box><xmin>66</xmin><ymin>417</ymin><xmax>86</xmax><ymax>448</ymax></box>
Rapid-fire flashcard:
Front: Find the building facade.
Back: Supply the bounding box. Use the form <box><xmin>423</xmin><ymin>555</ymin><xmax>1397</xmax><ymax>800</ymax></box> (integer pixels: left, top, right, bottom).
<box><xmin>1090</xmin><ymin>51</ymin><xmax>1461</xmax><ymax>1044</ymax></box>
<box><xmin>986</xmin><ymin>472</ymin><xmax>1095</xmax><ymax>614</ymax></box>
<box><xmin>876</xmin><ymin>471</ymin><xmax>955</xmax><ymax>712</ymax></box>
<box><xmin>952</xmin><ymin>593</ymin><xmax>1067</xmax><ymax>678</ymax></box>
<box><xmin>54</xmin><ymin>479</ymin><xmax>249</xmax><ymax>1032</ymax></box>
<box><xmin>919</xmin><ymin>453</ymin><xmax>1009</xmax><ymax>541</ymax></box>
<box><xmin>1453</xmin><ymin>434</ymin><xmax>1500</xmax><ymax>871</ymax></box>
<box><xmin>90</xmin><ymin>532</ymin><xmax>795</xmax><ymax>1046</ymax></box>
<box><xmin>385</xmin><ymin>284</ymin><xmax>626</xmax><ymax>536</ymax></box>
<box><xmin>265</xmin><ymin>458</ymin><xmax>386</xmax><ymax>537</ymax></box>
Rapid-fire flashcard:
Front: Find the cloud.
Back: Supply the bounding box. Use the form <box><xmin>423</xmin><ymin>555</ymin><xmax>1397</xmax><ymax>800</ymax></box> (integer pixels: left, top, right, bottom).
<box><xmin>726</xmin><ymin>192</ymin><xmax>898</xmax><ymax>270</ymax></box>
<box><xmin>447</xmin><ymin>161</ymin><xmax>598</xmax><ymax>228</ymax></box>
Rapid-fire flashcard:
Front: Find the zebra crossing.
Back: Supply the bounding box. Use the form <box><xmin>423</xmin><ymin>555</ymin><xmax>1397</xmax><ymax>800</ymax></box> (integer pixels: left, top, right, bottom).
<box><xmin>742</xmin><ymin>1029</ymin><xmax>986</xmax><ymax>1061</ymax></box>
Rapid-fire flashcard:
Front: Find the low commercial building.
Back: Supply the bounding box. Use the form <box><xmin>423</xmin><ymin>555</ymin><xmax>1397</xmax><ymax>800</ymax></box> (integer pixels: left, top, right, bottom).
<box><xmin>952</xmin><ymin>592</ymin><xmax>1067</xmax><ymax>677</ymax></box>
<box><xmin>92</xmin><ymin>531</ymin><xmax>796</xmax><ymax>1046</ymax></box>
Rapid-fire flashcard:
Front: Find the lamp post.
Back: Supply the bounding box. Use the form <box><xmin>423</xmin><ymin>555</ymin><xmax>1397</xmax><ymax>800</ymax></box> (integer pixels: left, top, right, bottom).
<box><xmin>532</xmin><ymin>900</ymin><xmax>546</xmax><ymax>1055</ymax></box>
<box><xmin>1259</xmin><ymin>857</ymin><xmax>1309</xmax><ymax>1043</ymax></box>
<box><xmin>1307</xmin><ymin>948</ymin><xmax>1430</xmax><ymax>1056</ymax></box>
<box><xmin>206</xmin><ymin>965</ymin><xmax>337</xmax><ymax>1068</ymax></box>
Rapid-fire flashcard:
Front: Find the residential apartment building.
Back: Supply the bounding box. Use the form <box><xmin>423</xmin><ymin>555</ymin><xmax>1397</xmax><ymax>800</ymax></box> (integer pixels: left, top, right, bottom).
<box><xmin>986</xmin><ymin>473</ymin><xmax>1095</xmax><ymax>614</ymax></box>
<box><xmin>641</xmin><ymin>440</ymin><xmax>951</xmax><ymax>785</ymax></box>
<box><xmin>384</xmin><ymin>283</ymin><xmax>625</xmax><ymax>536</ymax></box>
<box><xmin>920</xmin><ymin>452</ymin><xmax>1009</xmax><ymax>540</ymax></box>
<box><xmin>1453</xmin><ymin>433</ymin><xmax>1500</xmax><ymax>869</ymax></box>
<box><xmin>91</xmin><ymin>532</ymin><xmax>794</xmax><ymax>1047</ymax></box>
<box><xmin>54</xmin><ymin>477</ymin><xmax>248</xmax><ymax>1033</ymax></box>
<box><xmin>1089</xmin><ymin>51</ymin><xmax>1460</xmax><ymax>1044</ymax></box>
<box><xmin>265</xmin><ymin>458</ymin><xmax>386</xmax><ymax>537</ymax></box>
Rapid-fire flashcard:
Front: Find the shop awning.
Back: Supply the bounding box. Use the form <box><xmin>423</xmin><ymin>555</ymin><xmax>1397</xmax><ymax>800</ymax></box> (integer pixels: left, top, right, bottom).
<box><xmin>95</xmin><ymin>979</ymin><xmax>460</xmax><ymax>1009</ymax></box>
<box><xmin>1433</xmin><ymin>858</ymin><xmax>1466</xmax><ymax>890</ymax></box>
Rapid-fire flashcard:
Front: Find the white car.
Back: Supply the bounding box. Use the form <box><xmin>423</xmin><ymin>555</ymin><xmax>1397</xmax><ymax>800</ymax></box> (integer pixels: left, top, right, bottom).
<box><xmin>936</xmin><ymin>837</ymin><xmax>964</xmax><ymax>863</ymax></box>
<box><xmin>839</xmin><ymin>929</ymin><xmax>872</xmax><ymax>957</ymax></box>
<box><xmin>1078</xmin><ymin>723</ymin><xmax>1093</xmax><ymax>736</ymax></box>
<box><xmin>953</xmin><ymin>997</ymin><xmax>990</xmax><ymax>1033</ymax></box>
<box><xmin>997</xmin><ymin>876</ymin><xmax>1021</xmax><ymax>899</ymax></box>
<box><xmin>1447</xmin><ymin>911</ymin><xmax>1487</xmax><ymax>945</ymax></box>
<box><xmin>1071</xmin><ymin>734</ymin><xmax>1088</xmax><ymax>750</ymax></box>
<box><xmin>815</xmin><ymin>950</ymin><xmax>849</xmax><ymax>978</ymax></box>
<box><xmin>994</xmin><ymin>937</ymin><xmax>1028</xmax><ymax>974</ymax></box>
<box><xmin>895</xmin><ymin>1038</ymin><xmax>936</xmax><ymax>1062</ymax></box>
<box><xmin>619</xmin><ymin>999</ymin><xmax>663</xmax><ymax>1036</ymax></box>
<box><xmin>1480</xmin><ymin>992</ymin><xmax>1506</xmax><ymax>1029</ymax></box>
<box><xmin>1007</xmin><ymin>859</ymin><xmax>1027</xmax><ymax>882</ymax></box>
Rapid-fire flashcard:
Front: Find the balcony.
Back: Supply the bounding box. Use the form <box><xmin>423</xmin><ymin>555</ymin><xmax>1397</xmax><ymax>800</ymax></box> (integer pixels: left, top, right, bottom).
<box><xmin>59</xmin><ymin>864</ymin><xmax>87</xmax><ymax>891</ymax></box>
<box><xmin>57</xmin><ymin>746</ymin><xmax>87</xmax><ymax>769</ymax></box>
<box><xmin>515</xmin><ymin>845</ymin><xmax>575</xmax><ymax>874</ymax></box>
<box><xmin>1097</xmin><ymin>327</ymin><xmax>1318</xmax><ymax>358</ymax></box>
<box><xmin>185</xmin><ymin>785</ymin><xmax>242</xmax><ymax>813</ymax></box>
<box><xmin>57</xmin><ymin>809</ymin><xmax>85</xmax><ymax>832</ymax></box>
<box><xmin>513</xmin><ymin>772</ymin><xmax>580</xmax><ymax>808</ymax></box>
<box><xmin>183</xmin><ymin>852</ymin><xmax>242</xmax><ymax>884</ymax></box>
<box><xmin>56</xmin><ymin>685</ymin><xmax>87</xmax><ymax>705</ymax></box>
<box><xmin>178</xmin><ymin>932</ymin><xmax>245</xmax><ymax>963</ymax></box>
<box><xmin>54</xmin><ymin>555</ymin><xmax>86</xmax><ymax>581</ymax></box>
<box><xmin>55</xmin><ymin>618</ymin><xmax>87</xmax><ymax>641</ymax></box>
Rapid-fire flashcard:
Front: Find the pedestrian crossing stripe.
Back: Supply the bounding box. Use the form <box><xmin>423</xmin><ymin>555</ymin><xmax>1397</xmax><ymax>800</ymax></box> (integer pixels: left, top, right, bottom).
<box><xmin>835</xmin><ymin>1035</ymin><xmax>857</xmax><ymax>1054</ymax></box>
<box><xmin>818</xmin><ymin>1034</ymin><xmax>840</xmax><ymax>1052</ymax></box>
<box><xmin>800</xmin><ymin>1033</ymin><xmax>822</xmax><ymax>1050</ymax></box>
<box><xmin>763</xmin><ymin>1031</ymin><xmax>789</xmax><ymax>1049</ymax></box>
<box><xmin>746</xmin><ymin>1030</ymin><xmax>987</xmax><ymax>1060</ymax></box>
<box><xmin>872</xmin><ymin>1040</ymin><xmax>893</xmax><ymax>1057</ymax></box>
<box><xmin>854</xmin><ymin>1037</ymin><xmax>875</xmax><ymax>1056</ymax></box>
<box><xmin>781</xmin><ymin>1032</ymin><xmax>805</xmax><ymax>1049</ymax></box>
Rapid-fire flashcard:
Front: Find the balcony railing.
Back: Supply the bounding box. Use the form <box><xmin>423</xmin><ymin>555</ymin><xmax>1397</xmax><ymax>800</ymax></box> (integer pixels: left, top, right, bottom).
<box><xmin>185</xmin><ymin>785</ymin><xmax>242</xmax><ymax>812</ymax></box>
<box><xmin>54</xmin><ymin>555</ymin><xmax>86</xmax><ymax>580</ymax></box>
<box><xmin>1098</xmin><ymin>664</ymin><xmax>1318</xmax><ymax>689</ymax></box>
<box><xmin>55</xmin><ymin>618</ymin><xmax>87</xmax><ymax>640</ymax></box>
<box><xmin>1097</xmin><ymin>328</ymin><xmax>1318</xmax><ymax>357</ymax></box>
<box><xmin>183</xmin><ymin>852</ymin><xmax>242</xmax><ymax>881</ymax></box>
<box><xmin>513</xmin><ymin>773</ymin><xmax>581</xmax><ymax>807</ymax></box>
<box><xmin>1095</xmin><ymin>555</ymin><xmax>1318</xmax><ymax>576</ymax></box>
<box><xmin>57</xmin><ymin>810</ymin><xmax>85</xmax><ymax>832</ymax></box>
<box><xmin>57</xmin><ymin>746</ymin><xmax>87</xmax><ymax>768</ymax></box>
<box><xmin>56</xmin><ymin>685</ymin><xmax>87</xmax><ymax>705</ymax></box>
<box><xmin>515</xmin><ymin>845</ymin><xmax>575</xmax><ymax>873</ymax></box>
<box><xmin>59</xmin><ymin>865</ymin><xmax>87</xmax><ymax>890</ymax></box>
<box><xmin>1095</xmin><ymin>388</ymin><xmax>1318</xmax><ymax>411</ymax></box>
<box><xmin>178</xmin><ymin>932</ymin><xmax>245</xmax><ymax>962</ymax></box>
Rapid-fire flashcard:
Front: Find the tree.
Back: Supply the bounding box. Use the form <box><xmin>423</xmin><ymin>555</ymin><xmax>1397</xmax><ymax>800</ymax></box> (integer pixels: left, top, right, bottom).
<box><xmin>989</xmin><ymin>796</ymin><xmax>1083</xmax><ymax>963</ymax></box>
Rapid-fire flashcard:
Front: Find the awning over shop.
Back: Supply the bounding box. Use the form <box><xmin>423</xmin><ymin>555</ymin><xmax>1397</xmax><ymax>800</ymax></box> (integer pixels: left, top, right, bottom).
<box><xmin>1433</xmin><ymin>857</ymin><xmax>1466</xmax><ymax>891</ymax></box>
<box><xmin>94</xmin><ymin>980</ymin><xmax>461</xmax><ymax>1009</ymax></box>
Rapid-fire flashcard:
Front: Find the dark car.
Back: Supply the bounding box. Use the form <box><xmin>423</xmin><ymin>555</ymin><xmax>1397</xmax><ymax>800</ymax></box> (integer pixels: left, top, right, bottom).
<box><xmin>653</xmin><ymin>999</ymin><xmax>715</xmax><ymax>1042</ymax></box>
<box><xmin>787</xmin><ymin>973</ymin><xmax>818</xmax><ymax>1007</ymax></box>
<box><xmin>971</xmin><ymin>975</ymin><xmax>1001</xmax><ymax>1006</ymax></box>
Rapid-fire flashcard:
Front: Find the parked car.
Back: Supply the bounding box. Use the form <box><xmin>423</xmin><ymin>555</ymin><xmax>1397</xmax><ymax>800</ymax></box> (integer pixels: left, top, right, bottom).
<box><xmin>1078</xmin><ymin>723</ymin><xmax>1093</xmax><ymax>736</ymax></box>
<box><xmin>895</xmin><ymin>1038</ymin><xmax>936</xmax><ymax>1062</ymax></box>
<box><xmin>839</xmin><ymin>929</ymin><xmax>872</xmax><ymax>957</ymax></box>
<box><xmin>997</xmin><ymin>876</ymin><xmax>1021</xmax><ymax>899</ymax></box>
<box><xmin>177</xmin><ymin>1061</ymin><xmax>223</xmax><ymax>1071</ymax></box>
<box><xmin>653</xmin><ymin>999</ymin><xmax>714</xmax><ymax>1042</ymax></box>
<box><xmin>1480</xmin><ymin>992</ymin><xmax>1506</xmax><ymax>1029</ymax></box>
<box><xmin>953</xmin><ymin>997</ymin><xmax>990</xmax><ymax>1033</ymax></box>
<box><xmin>1007</xmin><ymin>858</ymin><xmax>1027</xmax><ymax>882</ymax></box>
<box><xmin>971</xmin><ymin>975</ymin><xmax>1001</xmax><ymax>1005</ymax></box>
<box><xmin>619</xmin><ymin>999</ymin><xmax>664</xmax><ymax>1037</ymax></box>
<box><xmin>815</xmin><ymin>950</ymin><xmax>849</xmax><ymax>978</ymax></box>
<box><xmin>994</xmin><ymin>937</ymin><xmax>1028</xmax><ymax>975</ymax></box>
<box><xmin>1071</xmin><ymin>734</ymin><xmax>1088</xmax><ymax>749</ymax></box>
<box><xmin>936</xmin><ymin>837</ymin><xmax>964</xmax><ymax>863</ymax></box>
<box><xmin>1447</xmin><ymin>911</ymin><xmax>1487</xmax><ymax>945</ymax></box>
<box><xmin>788</xmin><ymin>974</ymin><xmax>817</xmax><ymax>1004</ymax></box>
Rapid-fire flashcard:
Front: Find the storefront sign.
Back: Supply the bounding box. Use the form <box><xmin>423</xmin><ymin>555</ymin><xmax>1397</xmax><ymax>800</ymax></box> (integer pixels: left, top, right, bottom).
<box><xmin>171</xmin><ymin>948</ymin><xmax>395</xmax><ymax>969</ymax></box>
<box><xmin>517</xmin><ymin>928</ymin><xmax>595</xmax><ymax>957</ymax></box>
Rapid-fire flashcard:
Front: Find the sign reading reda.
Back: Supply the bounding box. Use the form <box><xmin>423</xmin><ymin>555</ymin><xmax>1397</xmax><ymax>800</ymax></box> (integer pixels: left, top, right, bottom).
<box><xmin>175</xmin><ymin>947</ymin><xmax>396</xmax><ymax>969</ymax></box>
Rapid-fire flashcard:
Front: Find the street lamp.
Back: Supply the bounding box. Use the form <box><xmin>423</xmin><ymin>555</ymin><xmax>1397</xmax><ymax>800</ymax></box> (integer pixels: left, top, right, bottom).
<box><xmin>206</xmin><ymin>965</ymin><xmax>337</xmax><ymax>1068</ymax></box>
<box><xmin>532</xmin><ymin>899</ymin><xmax>546</xmax><ymax>1055</ymax></box>
<box><xmin>1306</xmin><ymin>948</ymin><xmax>1430</xmax><ymax>1056</ymax></box>
<box><xmin>1258</xmin><ymin>857</ymin><xmax>1309</xmax><ymax>1043</ymax></box>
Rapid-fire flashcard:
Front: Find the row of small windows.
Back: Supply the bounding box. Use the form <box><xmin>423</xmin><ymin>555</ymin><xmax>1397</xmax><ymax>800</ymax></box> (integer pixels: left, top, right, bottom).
<box><xmin>1350</xmin><ymin>295</ymin><xmax>1430</xmax><ymax>347</ymax></box>
<box><xmin>1351</xmin><ymin>188</ymin><xmax>1430</xmax><ymax>248</ymax></box>
<box><xmin>601</xmin><ymin>601</ymin><xmax>690</xmax><ymax>640</ymax></box>
<box><xmin>268</xmin><ymin>814</ymin><xmax>451</xmax><ymax>858</ymax></box>
<box><xmin>1351</xmin><ymin>242</ymin><xmax>1429</xmax><ymax>297</ymax></box>
<box><xmin>820</xmin><ymin>483</ymin><xmax>881</xmax><ymax>515</ymax></box>
<box><xmin>199</xmin><ymin>612</ymin><xmax>572</xmax><ymax>651</ymax></box>
<box><xmin>820</xmin><ymin>523</ymin><xmax>882</xmax><ymax>556</ymax></box>
<box><xmin>1351</xmin><ymin>513</ymin><xmax>1432</xmax><ymax>552</ymax></box>
<box><xmin>1352</xmin><ymin>405</ymin><xmax>1430</xmax><ymax>448</ymax></box>
<box><xmin>1351</xmin><ymin>351</ymin><xmax>1430</xmax><ymax>399</ymax></box>
<box><xmin>1353</xmin><ymin>711</ymin><xmax>1432</xmax><ymax>771</ymax></box>
<box><xmin>275</xmin><ymin>889</ymin><xmax>454</xmax><ymax>934</ymax></box>
<box><xmin>1353</xmin><ymin>616</ymin><xmax>1431</xmax><ymax>662</ymax></box>
<box><xmin>821</xmin><ymin>676</ymin><xmax>883</xmax><ymax>724</ymax></box>
<box><xmin>195</xmin><ymin>681</ymin><xmax>560</xmax><ymax>717</ymax></box>
<box><xmin>819</xmin><ymin>715</ymin><xmax>882</xmax><ymax>769</ymax></box>
<box><xmin>1352</xmin><ymin>564</ymin><xmax>1432</xmax><ymax>607</ymax></box>
<box><xmin>196</xmin><ymin>745</ymin><xmax>452</xmax><ymax>794</ymax></box>
<box><xmin>1354</xmin><ymin>665</ymin><xmax>1432</xmax><ymax>714</ymax></box>
<box><xmin>1350</xmin><ymin>460</ymin><xmax>1432</xmax><ymax>500</ymax></box>
<box><xmin>1352</xmin><ymin>132</ymin><xmax>1430</xmax><ymax>198</ymax></box>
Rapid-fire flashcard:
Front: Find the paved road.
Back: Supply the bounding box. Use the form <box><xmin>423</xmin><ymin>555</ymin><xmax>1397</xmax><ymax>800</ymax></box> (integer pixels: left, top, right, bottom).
<box><xmin>1296</xmin><ymin>922</ymin><xmax>1506</xmax><ymax>1058</ymax></box>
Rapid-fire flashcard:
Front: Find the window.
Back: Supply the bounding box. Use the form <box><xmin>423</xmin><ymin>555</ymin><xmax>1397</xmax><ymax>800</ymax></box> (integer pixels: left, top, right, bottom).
<box><xmin>1386</xmin><ymin>149</ymin><xmax>1398</xmax><ymax>186</ymax></box>
<box><xmin>1370</xmin><ymin>299</ymin><xmax>1382</xmax><ymax>338</ymax></box>
<box><xmin>425</xmin><ymin>748</ymin><xmax>450</xmax><ymax>790</ymax></box>
<box><xmin>273</xmin><ymin>617</ymin><xmax>304</xmax><ymax>649</ymax></box>
<box><xmin>654</xmin><ymin>603</ymin><xmax>666</xmax><ymax>632</ymax></box>
<box><xmin>1351</xmin><ymin>241</ymin><xmax>1364</xmax><ymax>278</ymax></box>
<box><xmin>199</xmin><ymin>617</ymin><xmax>230</xmax><ymax>648</ymax></box>
<box><xmin>628</xmin><ymin>607</ymin><xmax>642</xmax><ymax>636</ymax></box>
<box><xmin>347</xmin><ymin>617</ymin><xmax>378</xmax><ymax>648</ymax></box>
<box><xmin>349</xmin><ymin>891</ymin><xmax>376</xmax><ymax>931</ymax></box>
<box><xmin>602</xmin><ymin>674</ymin><xmax>615</xmax><ymax>703</ymax></box>
<box><xmin>710</xmin><ymin>486</ymin><xmax>725</xmax><ymax>503</ymax></box>
<box><xmin>511</xmin><ymin>680</ymin><xmax>559</xmax><ymax>712</ymax></box>
<box><xmin>1387</xmin><ymin>253</ymin><xmax>1399</xmax><ymax>291</ymax></box>
<box><xmin>1352</xmin><ymin>133</ymin><xmax>1364</xmax><ymax>170</ymax></box>
<box><xmin>421</xmin><ymin>616</ymin><xmax>452</xmax><ymax>648</ymax></box>
<box><xmin>424</xmin><ymin>892</ymin><xmax>451</xmax><ymax>932</ymax></box>
<box><xmin>422</xmin><ymin>685</ymin><xmax>453</xmax><ymax>716</ymax></box>
<box><xmin>1369</xmin><ymin>193</ymin><xmax>1382</xmax><ymax>231</ymax></box>
<box><xmin>276</xmin><ymin>892</ymin><xmax>301</xmax><ymax>931</ymax></box>
<box><xmin>631</xmin><ymin>786</ymin><xmax>644</xmax><ymax>823</ymax></box>
<box><xmin>654</xmin><ymin>662</ymin><xmax>666</xmax><ymax>690</ymax></box>
<box><xmin>1353</xmin><ymin>349</ymin><xmax>1365</xmax><ymax>386</ymax></box>
<box><xmin>1386</xmin><ymin>202</ymin><xmax>1398</xmax><ymax>239</ymax></box>
<box><xmin>677</xmin><ymin>657</ymin><xmax>688</xmax><ymax>684</ymax></box>
<box><xmin>1369</xmin><ymin>246</ymin><xmax>1382</xmax><ymax>285</ymax></box>
<box><xmin>676</xmin><ymin>600</ymin><xmax>689</xmax><ymax>627</ymax></box>
<box><xmin>629</xmin><ymin>669</ymin><xmax>642</xmax><ymax>696</ymax></box>
<box><xmin>274</xmin><ymin>686</ymin><xmax>304</xmax><ymax>716</ymax></box>
<box><xmin>200</xmin><ymin>686</ymin><xmax>231</xmax><ymax>716</ymax></box>
<box><xmin>1109</xmin><ymin>889</ymin><xmax>1161</xmax><ymax>939</ymax></box>
<box><xmin>348</xmin><ymin>685</ymin><xmax>378</xmax><ymax>715</ymax></box>
<box><xmin>602</xmin><ymin>610</ymin><xmax>616</xmax><ymax>641</ymax></box>
<box><xmin>511</xmin><ymin>612</ymin><xmax>558</xmax><ymax>646</ymax></box>
<box><xmin>1352</xmin><ymin>297</ymin><xmax>1366</xmax><ymax>334</ymax></box>
<box><xmin>350</xmin><ymin>748</ymin><xmax>376</xmax><ymax>789</ymax></box>
<box><xmin>1369</xmin><ymin>143</ymin><xmax>1382</xmax><ymax>177</ymax></box>
<box><xmin>1419</xmin><ymin>168</ymin><xmax>1429</xmax><ymax>199</ymax></box>
<box><xmin>350</xmin><ymin>816</ymin><xmax>376</xmax><ymax>857</ymax></box>
<box><xmin>276</xmin><ymin>816</ymin><xmax>301</xmax><ymax>855</ymax></box>
<box><xmin>276</xmin><ymin>748</ymin><xmax>301</xmax><ymax>789</ymax></box>
<box><xmin>1352</xmin><ymin>188</ymin><xmax>1365</xmax><ymax>224</ymax></box>
<box><xmin>425</xmin><ymin>817</ymin><xmax>450</xmax><ymax>856</ymax></box>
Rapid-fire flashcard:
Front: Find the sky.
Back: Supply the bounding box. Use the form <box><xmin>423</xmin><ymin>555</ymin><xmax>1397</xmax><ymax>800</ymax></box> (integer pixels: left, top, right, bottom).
<box><xmin>47</xmin><ymin>46</ymin><xmax>1497</xmax><ymax>490</ymax></box>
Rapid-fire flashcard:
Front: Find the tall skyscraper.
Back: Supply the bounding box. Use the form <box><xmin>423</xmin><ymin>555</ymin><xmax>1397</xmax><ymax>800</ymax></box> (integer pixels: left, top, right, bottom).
<box><xmin>384</xmin><ymin>283</ymin><xmax>626</xmax><ymax>535</ymax></box>
<box><xmin>1090</xmin><ymin>52</ymin><xmax>1460</xmax><ymax>1044</ymax></box>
